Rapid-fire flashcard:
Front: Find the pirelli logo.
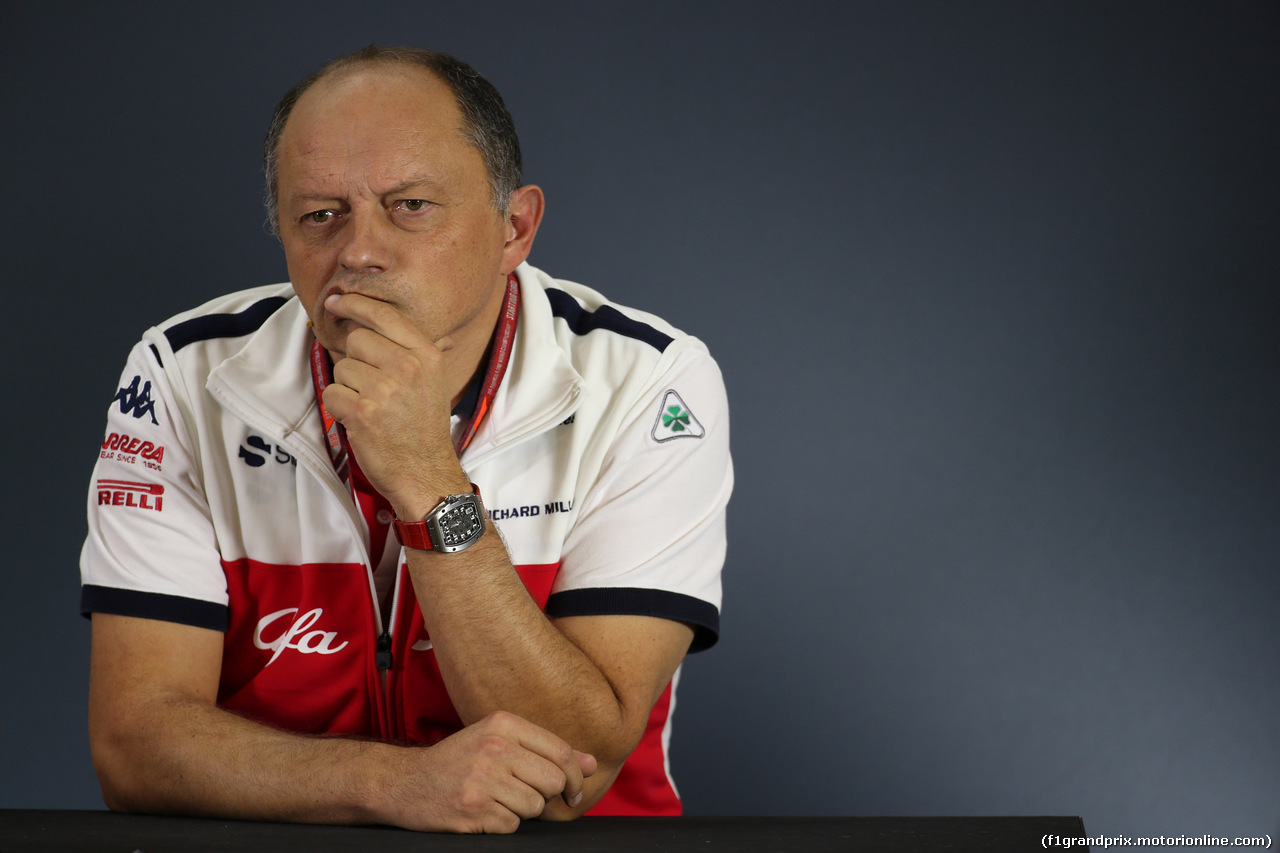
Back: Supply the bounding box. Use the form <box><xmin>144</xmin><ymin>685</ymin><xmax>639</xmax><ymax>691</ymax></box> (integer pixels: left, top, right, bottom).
<box><xmin>97</xmin><ymin>479</ymin><xmax>165</xmax><ymax>512</ymax></box>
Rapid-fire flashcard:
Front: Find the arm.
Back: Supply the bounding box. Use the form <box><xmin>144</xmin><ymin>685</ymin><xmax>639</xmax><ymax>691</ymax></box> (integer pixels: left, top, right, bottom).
<box><xmin>84</xmin><ymin>338</ymin><xmax>593</xmax><ymax>831</ymax></box>
<box><xmin>406</xmin><ymin>535</ymin><xmax>694</xmax><ymax>816</ymax></box>
<box><xmin>324</xmin><ymin>292</ymin><xmax>727</xmax><ymax>815</ymax></box>
<box><xmin>88</xmin><ymin>612</ymin><xmax>594</xmax><ymax>832</ymax></box>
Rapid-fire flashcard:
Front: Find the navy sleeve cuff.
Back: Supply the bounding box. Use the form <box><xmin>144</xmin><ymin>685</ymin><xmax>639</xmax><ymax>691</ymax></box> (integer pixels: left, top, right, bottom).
<box><xmin>81</xmin><ymin>585</ymin><xmax>229</xmax><ymax>632</ymax></box>
<box><xmin>545</xmin><ymin>587</ymin><xmax>720</xmax><ymax>652</ymax></box>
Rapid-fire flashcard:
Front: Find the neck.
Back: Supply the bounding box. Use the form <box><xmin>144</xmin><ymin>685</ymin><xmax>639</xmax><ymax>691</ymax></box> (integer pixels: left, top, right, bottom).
<box><xmin>446</xmin><ymin>339</ymin><xmax>491</xmax><ymax>412</ymax></box>
<box><xmin>444</xmin><ymin>273</ymin><xmax>519</xmax><ymax>412</ymax></box>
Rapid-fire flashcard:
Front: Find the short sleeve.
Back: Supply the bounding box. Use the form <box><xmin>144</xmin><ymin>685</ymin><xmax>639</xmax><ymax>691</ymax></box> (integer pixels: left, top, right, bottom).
<box><xmin>80</xmin><ymin>341</ymin><xmax>230</xmax><ymax>630</ymax></box>
<box><xmin>545</xmin><ymin>346</ymin><xmax>732</xmax><ymax>651</ymax></box>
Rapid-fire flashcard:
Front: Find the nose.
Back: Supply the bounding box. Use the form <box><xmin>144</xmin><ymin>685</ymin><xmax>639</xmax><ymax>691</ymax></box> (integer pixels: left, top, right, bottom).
<box><xmin>338</xmin><ymin>209</ymin><xmax>392</xmax><ymax>274</ymax></box>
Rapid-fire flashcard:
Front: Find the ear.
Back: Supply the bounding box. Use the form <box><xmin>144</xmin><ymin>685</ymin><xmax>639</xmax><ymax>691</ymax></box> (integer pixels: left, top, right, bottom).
<box><xmin>499</xmin><ymin>184</ymin><xmax>545</xmax><ymax>275</ymax></box>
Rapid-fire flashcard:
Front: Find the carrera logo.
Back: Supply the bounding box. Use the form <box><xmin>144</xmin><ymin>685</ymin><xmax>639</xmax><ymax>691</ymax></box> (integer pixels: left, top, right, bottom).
<box><xmin>113</xmin><ymin>375</ymin><xmax>159</xmax><ymax>425</ymax></box>
<box><xmin>97</xmin><ymin>479</ymin><xmax>164</xmax><ymax>511</ymax></box>
<box><xmin>101</xmin><ymin>432</ymin><xmax>165</xmax><ymax>471</ymax></box>
<box><xmin>253</xmin><ymin>607</ymin><xmax>349</xmax><ymax>666</ymax></box>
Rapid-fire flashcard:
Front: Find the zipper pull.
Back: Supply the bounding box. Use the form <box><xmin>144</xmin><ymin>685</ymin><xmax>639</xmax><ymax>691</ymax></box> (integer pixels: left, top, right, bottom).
<box><xmin>376</xmin><ymin>630</ymin><xmax>393</xmax><ymax>670</ymax></box>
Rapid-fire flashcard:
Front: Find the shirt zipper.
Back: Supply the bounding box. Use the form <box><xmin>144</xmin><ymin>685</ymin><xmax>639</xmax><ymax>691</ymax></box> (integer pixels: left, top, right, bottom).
<box><xmin>222</xmin><ymin>408</ymin><xmax>396</xmax><ymax>738</ymax></box>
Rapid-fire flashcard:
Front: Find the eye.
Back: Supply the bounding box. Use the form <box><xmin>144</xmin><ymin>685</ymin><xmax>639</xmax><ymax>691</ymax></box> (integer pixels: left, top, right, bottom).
<box><xmin>398</xmin><ymin>199</ymin><xmax>431</xmax><ymax>212</ymax></box>
<box><xmin>302</xmin><ymin>210</ymin><xmax>337</xmax><ymax>225</ymax></box>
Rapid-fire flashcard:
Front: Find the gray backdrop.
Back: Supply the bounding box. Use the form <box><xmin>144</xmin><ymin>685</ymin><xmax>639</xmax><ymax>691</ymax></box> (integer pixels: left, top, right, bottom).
<box><xmin>3</xmin><ymin>1</ymin><xmax>1276</xmax><ymax>846</ymax></box>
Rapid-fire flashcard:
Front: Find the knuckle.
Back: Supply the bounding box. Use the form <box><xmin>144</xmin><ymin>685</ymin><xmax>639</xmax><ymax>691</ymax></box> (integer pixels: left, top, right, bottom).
<box><xmin>346</xmin><ymin>327</ymin><xmax>372</xmax><ymax>351</ymax></box>
<box><xmin>456</xmin><ymin>785</ymin><xmax>489</xmax><ymax>814</ymax></box>
<box><xmin>419</xmin><ymin>342</ymin><xmax>445</xmax><ymax>366</ymax></box>
<box><xmin>453</xmin><ymin>814</ymin><xmax>487</xmax><ymax>834</ymax></box>
<box><xmin>391</xmin><ymin>350</ymin><xmax>415</xmax><ymax>376</ymax></box>
<box><xmin>478</xmin><ymin>734</ymin><xmax>508</xmax><ymax>756</ymax></box>
<box><xmin>486</xmin><ymin>709</ymin><xmax>516</xmax><ymax>730</ymax></box>
<box><xmin>354</xmin><ymin>397</ymin><xmax>378</xmax><ymax>423</ymax></box>
<box><xmin>525</xmin><ymin>794</ymin><xmax>547</xmax><ymax>820</ymax></box>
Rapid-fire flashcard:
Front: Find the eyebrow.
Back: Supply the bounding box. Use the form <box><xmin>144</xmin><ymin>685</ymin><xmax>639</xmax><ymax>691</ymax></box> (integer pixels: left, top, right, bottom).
<box><xmin>383</xmin><ymin>173</ymin><xmax>448</xmax><ymax>195</ymax></box>
<box><xmin>287</xmin><ymin>173</ymin><xmax>450</xmax><ymax>205</ymax></box>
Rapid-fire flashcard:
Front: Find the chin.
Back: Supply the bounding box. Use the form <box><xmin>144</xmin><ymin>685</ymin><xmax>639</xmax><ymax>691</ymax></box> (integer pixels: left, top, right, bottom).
<box><xmin>311</xmin><ymin>328</ymin><xmax>343</xmax><ymax>360</ymax></box>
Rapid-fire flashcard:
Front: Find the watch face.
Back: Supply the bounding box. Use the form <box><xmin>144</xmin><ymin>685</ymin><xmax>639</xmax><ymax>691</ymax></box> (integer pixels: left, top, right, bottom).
<box><xmin>438</xmin><ymin>502</ymin><xmax>483</xmax><ymax>548</ymax></box>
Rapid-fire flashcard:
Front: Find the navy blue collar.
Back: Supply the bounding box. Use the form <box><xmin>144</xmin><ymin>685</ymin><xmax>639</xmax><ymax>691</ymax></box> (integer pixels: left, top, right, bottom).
<box><xmin>452</xmin><ymin>369</ymin><xmax>482</xmax><ymax>420</ymax></box>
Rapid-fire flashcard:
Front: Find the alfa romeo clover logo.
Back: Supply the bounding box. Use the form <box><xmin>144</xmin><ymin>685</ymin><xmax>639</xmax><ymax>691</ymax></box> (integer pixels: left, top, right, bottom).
<box><xmin>651</xmin><ymin>391</ymin><xmax>705</xmax><ymax>442</ymax></box>
<box><xmin>663</xmin><ymin>406</ymin><xmax>691</xmax><ymax>432</ymax></box>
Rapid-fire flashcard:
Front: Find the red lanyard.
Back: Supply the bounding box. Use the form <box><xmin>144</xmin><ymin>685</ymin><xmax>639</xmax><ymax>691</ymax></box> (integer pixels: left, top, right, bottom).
<box><xmin>309</xmin><ymin>274</ymin><xmax>520</xmax><ymax>482</ymax></box>
<box><xmin>454</xmin><ymin>274</ymin><xmax>520</xmax><ymax>456</ymax></box>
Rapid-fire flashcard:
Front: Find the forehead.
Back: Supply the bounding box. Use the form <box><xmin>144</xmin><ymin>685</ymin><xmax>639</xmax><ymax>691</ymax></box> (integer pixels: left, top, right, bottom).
<box><xmin>278</xmin><ymin>63</ymin><xmax>482</xmax><ymax>194</ymax></box>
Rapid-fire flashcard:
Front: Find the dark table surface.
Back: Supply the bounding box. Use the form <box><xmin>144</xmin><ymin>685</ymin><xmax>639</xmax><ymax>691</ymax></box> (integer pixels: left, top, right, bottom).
<box><xmin>0</xmin><ymin>811</ymin><xmax>1088</xmax><ymax>852</ymax></box>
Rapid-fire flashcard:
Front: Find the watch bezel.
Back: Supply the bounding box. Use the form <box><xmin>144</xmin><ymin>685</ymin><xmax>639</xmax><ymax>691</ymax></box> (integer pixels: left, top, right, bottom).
<box><xmin>427</xmin><ymin>492</ymin><xmax>487</xmax><ymax>553</ymax></box>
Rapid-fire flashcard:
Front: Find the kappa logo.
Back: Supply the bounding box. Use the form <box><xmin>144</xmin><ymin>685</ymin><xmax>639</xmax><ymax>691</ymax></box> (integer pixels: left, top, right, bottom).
<box><xmin>651</xmin><ymin>390</ymin><xmax>705</xmax><ymax>442</ymax></box>
<box><xmin>253</xmin><ymin>607</ymin><xmax>349</xmax><ymax>666</ymax></box>
<box><xmin>97</xmin><ymin>479</ymin><xmax>164</xmax><ymax>511</ymax></box>
<box><xmin>113</xmin><ymin>375</ymin><xmax>159</xmax><ymax>425</ymax></box>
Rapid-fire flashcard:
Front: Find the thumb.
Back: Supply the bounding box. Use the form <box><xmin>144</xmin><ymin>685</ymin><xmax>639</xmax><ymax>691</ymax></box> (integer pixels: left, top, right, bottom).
<box><xmin>574</xmin><ymin>749</ymin><xmax>598</xmax><ymax>777</ymax></box>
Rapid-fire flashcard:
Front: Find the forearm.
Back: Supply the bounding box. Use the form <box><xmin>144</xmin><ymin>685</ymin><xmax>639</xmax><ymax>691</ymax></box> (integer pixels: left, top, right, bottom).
<box><xmin>91</xmin><ymin>687</ymin><xmax>391</xmax><ymax>825</ymax></box>
<box><xmin>405</xmin><ymin>530</ymin><xmax>635</xmax><ymax>765</ymax></box>
<box><xmin>92</xmin><ymin>686</ymin><xmax>593</xmax><ymax>832</ymax></box>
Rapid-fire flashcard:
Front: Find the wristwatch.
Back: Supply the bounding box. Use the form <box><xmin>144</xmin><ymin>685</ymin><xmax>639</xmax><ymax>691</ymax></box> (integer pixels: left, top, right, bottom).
<box><xmin>392</xmin><ymin>484</ymin><xmax>487</xmax><ymax>553</ymax></box>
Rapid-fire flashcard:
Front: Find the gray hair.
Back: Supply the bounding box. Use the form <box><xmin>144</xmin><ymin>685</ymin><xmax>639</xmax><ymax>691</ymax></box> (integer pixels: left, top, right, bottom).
<box><xmin>263</xmin><ymin>45</ymin><xmax>523</xmax><ymax>237</ymax></box>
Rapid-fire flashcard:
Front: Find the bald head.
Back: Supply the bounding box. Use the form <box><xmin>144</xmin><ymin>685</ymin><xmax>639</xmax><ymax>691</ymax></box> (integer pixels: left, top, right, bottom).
<box><xmin>263</xmin><ymin>45</ymin><xmax>522</xmax><ymax>236</ymax></box>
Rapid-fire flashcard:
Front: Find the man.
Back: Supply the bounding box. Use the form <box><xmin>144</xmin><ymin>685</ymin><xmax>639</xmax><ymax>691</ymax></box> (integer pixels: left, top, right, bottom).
<box><xmin>80</xmin><ymin>46</ymin><xmax>731</xmax><ymax>833</ymax></box>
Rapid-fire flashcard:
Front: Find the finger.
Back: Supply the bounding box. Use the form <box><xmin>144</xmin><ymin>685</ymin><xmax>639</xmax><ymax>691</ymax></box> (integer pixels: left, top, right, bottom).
<box><xmin>325</xmin><ymin>292</ymin><xmax>424</xmax><ymax>350</ymax></box>
<box><xmin>480</xmin><ymin>713</ymin><xmax>587</xmax><ymax>807</ymax></box>
<box><xmin>329</xmin><ymin>353</ymin><xmax>383</xmax><ymax>396</ymax></box>
<box><xmin>491</xmin><ymin>769</ymin><xmax>552</xmax><ymax>821</ymax></box>
<box><xmin>341</xmin><ymin>324</ymin><xmax>423</xmax><ymax>373</ymax></box>
<box><xmin>471</xmin><ymin>726</ymin><xmax>567</xmax><ymax>804</ymax></box>
<box><xmin>563</xmin><ymin>751</ymin><xmax>597</xmax><ymax>808</ymax></box>
<box><xmin>320</xmin><ymin>382</ymin><xmax>360</xmax><ymax>424</ymax></box>
<box><xmin>463</xmin><ymin>737</ymin><xmax>552</xmax><ymax>823</ymax></box>
<box><xmin>575</xmin><ymin>749</ymin><xmax>598</xmax><ymax>778</ymax></box>
<box><xmin>460</xmin><ymin>796</ymin><xmax>523</xmax><ymax>834</ymax></box>
<box><xmin>483</xmin><ymin>806</ymin><xmax>524</xmax><ymax>835</ymax></box>
<box><xmin>515</xmin><ymin>733</ymin><xmax>586</xmax><ymax>808</ymax></box>
<box><xmin>545</xmin><ymin>750</ymin><xmax>598</xmax><ymax>810</ymax></box>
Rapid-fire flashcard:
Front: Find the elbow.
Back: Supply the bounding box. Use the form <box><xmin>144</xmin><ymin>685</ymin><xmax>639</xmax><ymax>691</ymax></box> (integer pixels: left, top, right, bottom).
<box><xmin>90</xmin><ymin>733</ymin><xmax>138</xmax><ymax>813</ymax></box>
<box><xmin>89</xmin><ymin>715</ymin><xmax>160</xmax><ymax>814</ymax></box>
<box><xmin>93</xmin><ymin>758</ymin><xmax>137</xmax><ymax>813</ymax></box>
<box><xmin>576</xmin><ymin>697</ymin><xmax>648</xmax><ymax>773</ymax></box>
<box><xmin>99</xmin><ymin>782</ymin><xmax>133</xmax><ymax>814</ymax></box>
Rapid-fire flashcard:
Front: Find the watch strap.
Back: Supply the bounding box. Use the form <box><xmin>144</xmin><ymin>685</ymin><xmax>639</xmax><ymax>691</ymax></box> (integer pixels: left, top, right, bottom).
<box><xmin>392</xmin><ymin>516</ymin><xmax>436</xmax><ymax>551</ymax></box>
